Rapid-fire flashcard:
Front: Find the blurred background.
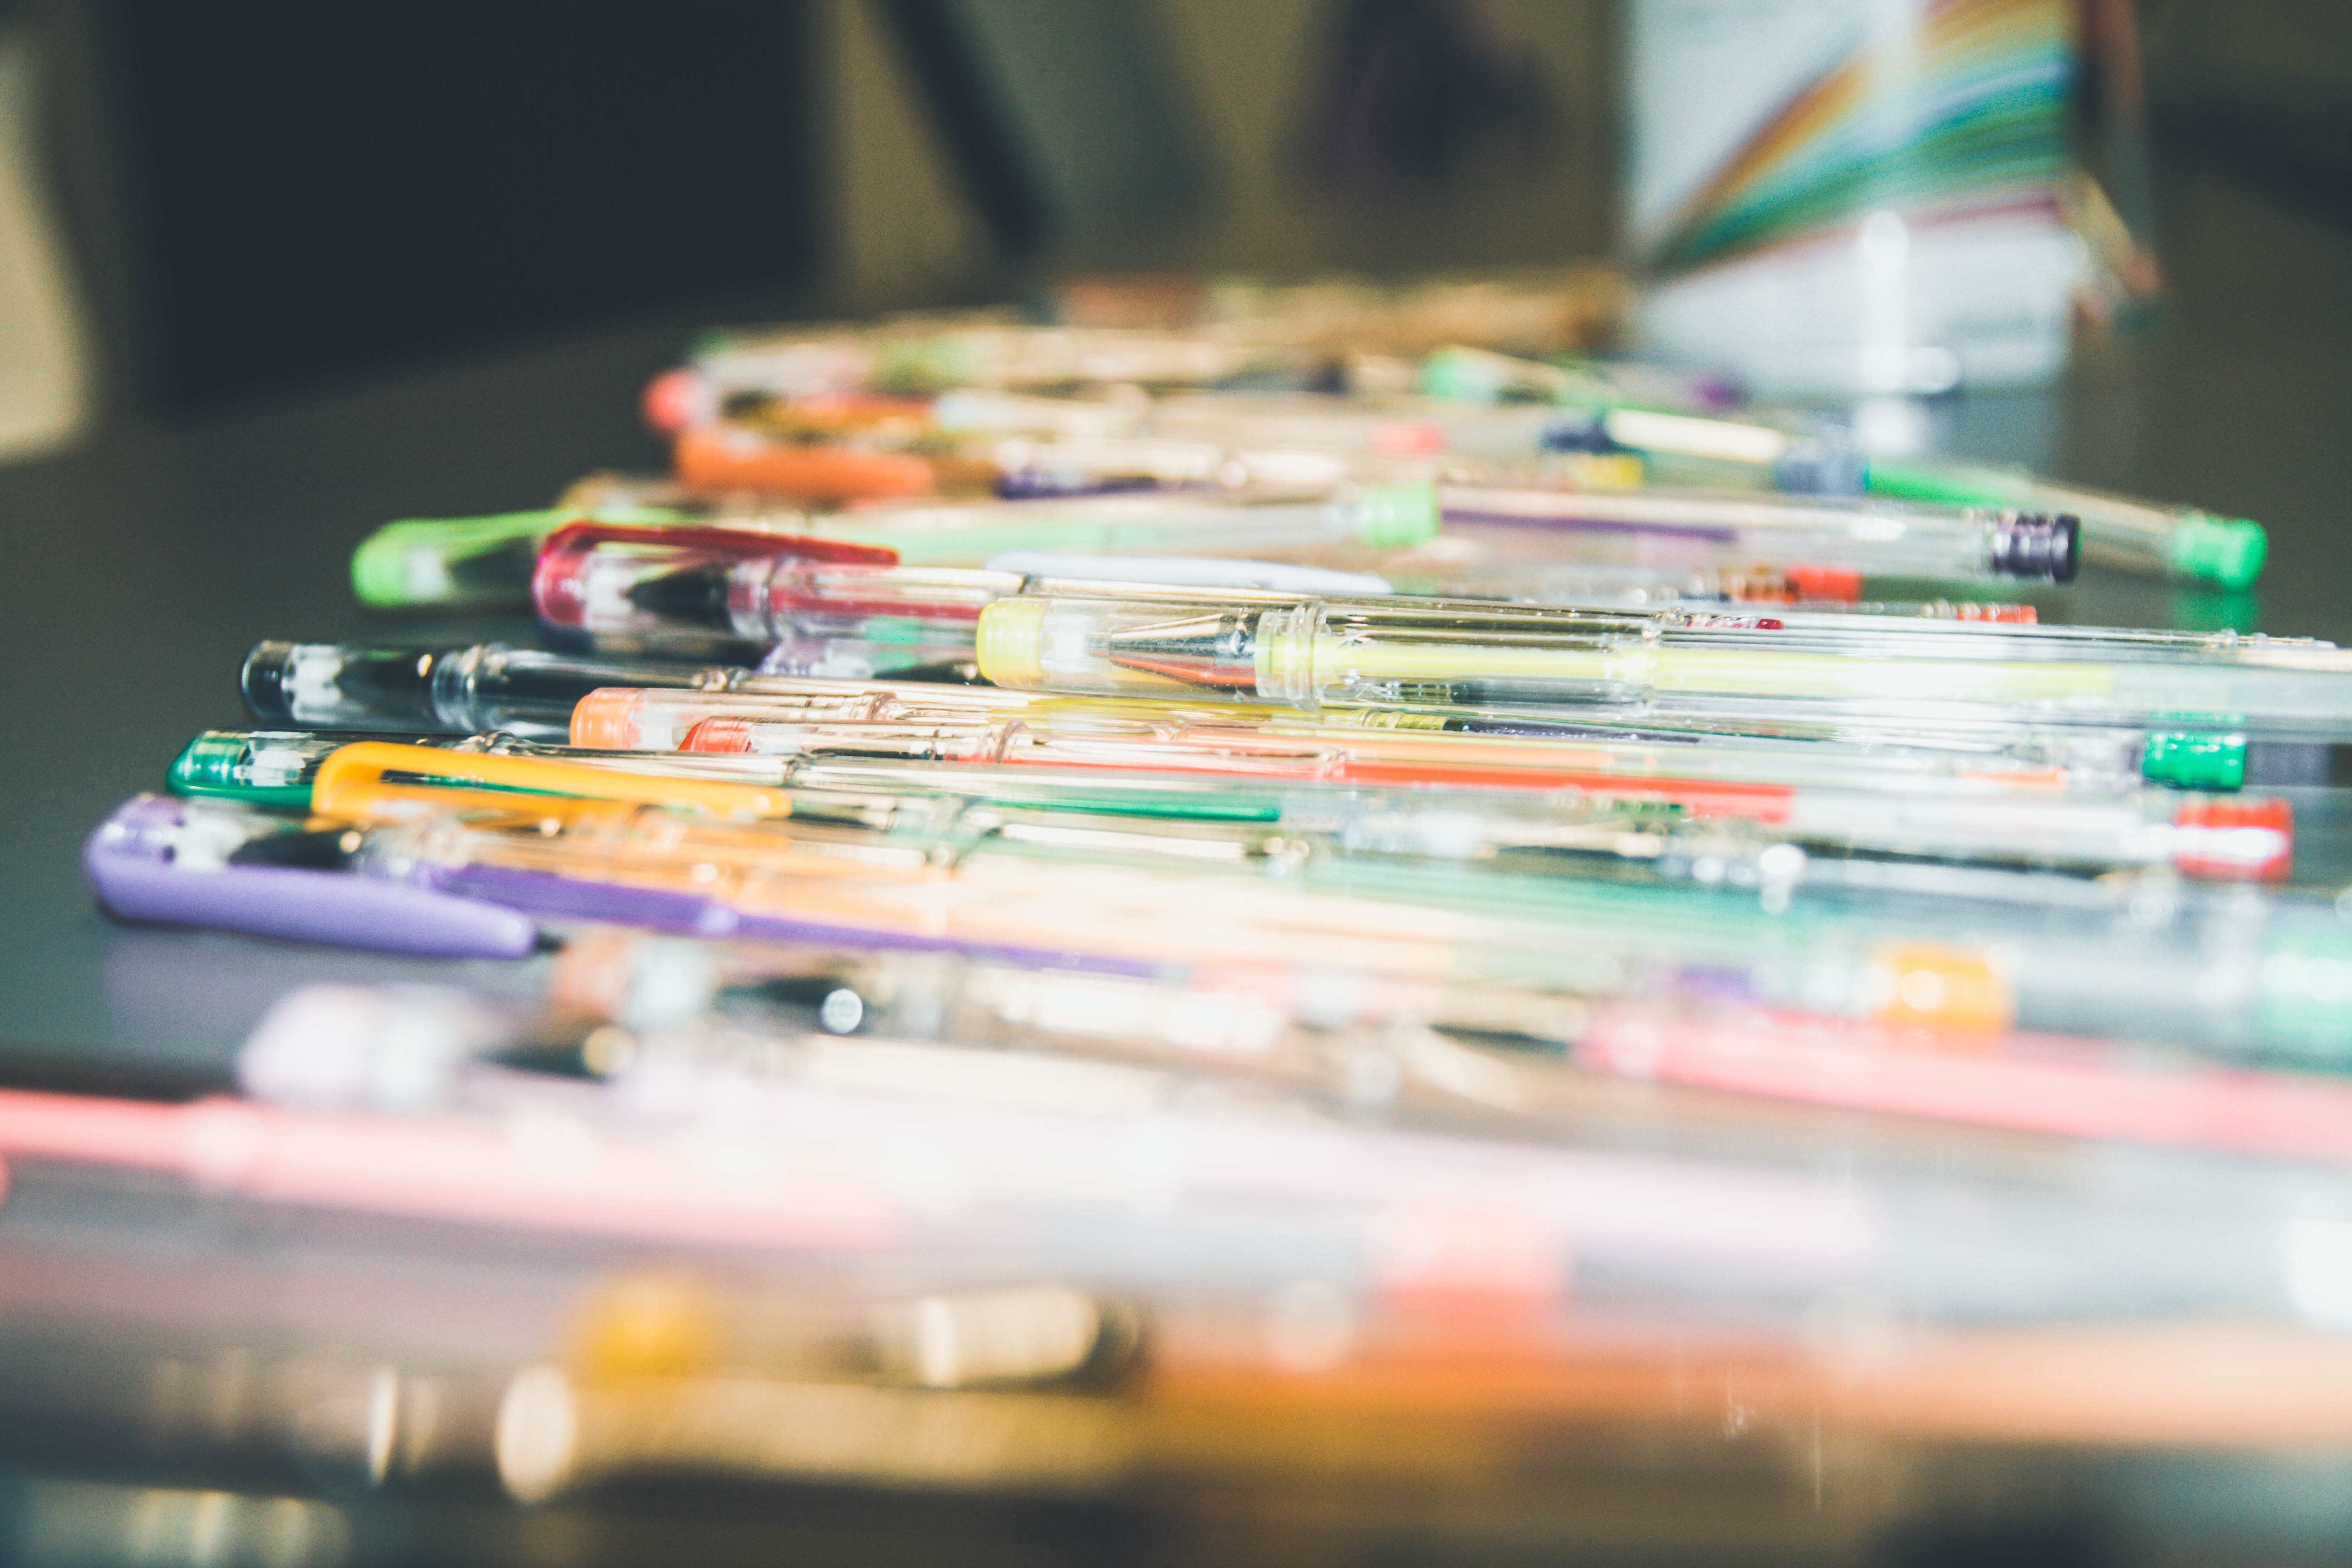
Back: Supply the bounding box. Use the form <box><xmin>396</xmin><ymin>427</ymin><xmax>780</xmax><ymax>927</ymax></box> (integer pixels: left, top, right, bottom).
<box><xmin>0</xmin><ymin>0</ymin><xmax>2340</xmax><ymax>476</ymax></box>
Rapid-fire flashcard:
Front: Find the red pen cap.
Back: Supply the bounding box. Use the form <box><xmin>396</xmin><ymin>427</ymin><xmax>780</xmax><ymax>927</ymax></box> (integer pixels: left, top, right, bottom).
<box><xmin>681</xmin><ymin>718</ymin><xmax>756</xmax><ymax>755</ymax></box>
<box><xmin>642</xmin><ymin>368</ymin><xmax>715</xmax><ymax>434</ymax></box>
<box><xmin>532</xmin><ymin>520</ymin><xmax>898</xmax><ymax>630</ymax></box>
<box><xmin>1783</xmin><ymin>565</ymin><xmax>1864</xmax><ymax>603</ymax></box>
<box><xmin>2172</xmin><ymin>796</ymin><xmax>2293</xmax><ymax>882</ymax></box>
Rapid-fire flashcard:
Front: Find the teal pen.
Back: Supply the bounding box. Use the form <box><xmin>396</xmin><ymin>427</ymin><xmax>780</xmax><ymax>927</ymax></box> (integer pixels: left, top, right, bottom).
<box><xmin>160</xmin><ymin>723</ymin><xmax>2289</xmax><ymax>883</ymax></box>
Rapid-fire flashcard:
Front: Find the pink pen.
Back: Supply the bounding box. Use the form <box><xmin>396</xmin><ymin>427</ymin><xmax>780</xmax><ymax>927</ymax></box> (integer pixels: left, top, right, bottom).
<box><xmin>0</xmin><ymin>1089</ymin><xmax>904</xmax><ymax>1253</ymax></box>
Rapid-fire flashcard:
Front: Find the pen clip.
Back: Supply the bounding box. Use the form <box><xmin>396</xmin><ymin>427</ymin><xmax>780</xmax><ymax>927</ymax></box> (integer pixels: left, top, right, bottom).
<box><xmin>83</xmin><ymin>794</ymin><xmax>537</xmax><ymax>959</ymax></box>
<box><xmin>540</xmin><ymin>518</ymin><xmax>901</xmax><ymax>563</ymax></box>
<box><xmin>311</xmin><ymin>743</ymin><xmax>798</xmax><ymax>823</ymax></box>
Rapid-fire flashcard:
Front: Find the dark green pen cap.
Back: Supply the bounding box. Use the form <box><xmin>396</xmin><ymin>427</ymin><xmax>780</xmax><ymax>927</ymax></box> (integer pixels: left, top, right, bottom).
<box><xmin>2140</xmin><ymin>731</ymin><xmax>2247</xmax><ymax>791</ymax></box>
<box><xmin>167</xmin><ymin>730</ymin><xmax>334</xmax><ymax>809</ymax></box>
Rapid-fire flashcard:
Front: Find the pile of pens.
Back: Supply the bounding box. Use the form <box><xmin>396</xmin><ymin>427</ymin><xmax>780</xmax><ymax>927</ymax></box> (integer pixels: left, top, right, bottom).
<box><xmin>29</xmin><ymin>275</ymin><xmax>2352</xmax><ymax>1557</ymax></box>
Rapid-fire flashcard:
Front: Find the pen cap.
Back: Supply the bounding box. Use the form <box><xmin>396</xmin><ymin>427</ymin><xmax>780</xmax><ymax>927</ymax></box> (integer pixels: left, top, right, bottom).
<box><xmin>2140</xmin><ymin>732</ymin><xmax>2248</xmax><ymax>791</ymax></box>
<box><xmin>1352</xmin><ymin>483</ymin><xmax>1441</xmax><ymax>549</ymax></box>
<box><xmin>1418</xmin><ymin>344</ymin><xmax>1579</xmax><ymax>404</ymax></box>
<box><xmin>673</xmin><ymin>424</ymin><xmax>936</xmax><ymax>503</ymax></box>
<box><xmin>532</xmin><ymin>521</ymin><xmax>899</xmax><ymax>651</ymax></box>
<box><xmin>245</xmin><ymin>641</ymin><xmax>447</xmax><ymax>729</ymax></box>
<box><xmin>2167</xmin><ymin>513</ymin><xmax>2268</xmax><ymax>590</ymax></box>
<box><xmin>169</xmin><ymin>730</ymin><xmax>350</xmax><ymax>809</ymax></box>
<box><xmin>2170</xmin><ymin>797</ymin><xmax>2292</xmax><ymax>882</ymax></box>
<box><xmin>83</xmin><ymin>794</ymin><xmax>538</xmax><ymax>959</ymax></box>
<box><xmin>641</xmin><ymin>367</ymin><xmax>718</xmax><ymax>433</ymax></box>
<box><xmin>352</xmin><ymin>510</ymin><xmax>573</xmax><ymax>610</ymax></box>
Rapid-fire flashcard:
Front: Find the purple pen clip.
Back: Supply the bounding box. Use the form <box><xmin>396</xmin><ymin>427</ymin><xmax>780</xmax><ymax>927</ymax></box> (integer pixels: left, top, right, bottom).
<box><xmin>416</xmin><ymin>861</ymin><xmax>742</xmax><ymax>940</ymax></box>
<box><xmin>83</xmin><ymin>794</ymin><xmax>538</xmax><ymax>960</ymax></box>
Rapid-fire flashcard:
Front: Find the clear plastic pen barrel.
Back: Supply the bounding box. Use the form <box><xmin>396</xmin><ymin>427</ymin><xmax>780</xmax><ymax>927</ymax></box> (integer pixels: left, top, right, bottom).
<box><xmin>975</xmin><ymin>593</ymin><xmax>2352</xmax><ymax>739</ymax></box>
<box><xmin>784</xmin><ymin>483</ymin><xmax>1439</xmax><ymax>564</ymax></box>
<box><xmin>1438</xmin><ymin>487</ymin><xmax>2079</xmax><ymax>584</ymax></box>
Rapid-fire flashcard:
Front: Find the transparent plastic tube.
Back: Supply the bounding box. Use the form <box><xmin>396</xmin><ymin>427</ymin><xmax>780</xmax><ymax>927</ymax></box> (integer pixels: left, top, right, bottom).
<box><xmin>527</xmin><ymin>516</ymin><xmax>1427</xmax><ymax>659</ymax></box>
<box><xmin>668</xmin><ymin>723</ymin><xmax>2291</xmax><ymax>881</ymax></box>
<box><xmin>789</xmin><ymin>483</ymin><xmax>1439</xmax><ymax>561</ymax></box>
<box><xmin>577</xmin><ymin>681</ymin><xmax>2213</xmax><ymax>790</ymax></box>
<box><xmin>973</xmin><ymin>593</ymin><xmax>2352</xmax><ymax>739</ymax></box>
<box><xmin>306</xmin><ymin>734</ymin><xmax>2280</xmax><ymax>883</ymax></box>
<box><xmin>1437</xmin><ymin>486</ymin><xmax>2078</xmax><ymax>583</ymax></box>
<box><xmin>659</xmin><ymin>708</ymin><xmax>2160</xmax><ymax>814</ymax></box>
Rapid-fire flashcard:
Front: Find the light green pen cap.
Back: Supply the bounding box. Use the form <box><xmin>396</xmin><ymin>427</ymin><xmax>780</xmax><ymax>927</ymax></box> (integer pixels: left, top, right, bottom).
<box><xmin>1353</xmin><ymin>483</ymin><xmax>1442</xmax><ymax>549</ymax></box>
<box><xmin>1418</xmin><ymin>347</ymin><xmax>1512</xmax><ymax>404</ymax></box>
<box><xmin>351</xmin><ymin>509</ymin><xmax>570</xmax><ymax>608</ymax></box>
<box><xmin>2257</xmin><ymin>928</ymin><xmax>2352</xmax><ymax>1060</ymax></box>
<box><xmin>352</xmin><ymin>506</ymin><xmax>688</xmax><ymax>608</ymax></box>
<box><xmin>2140</xmin><ymin>731</ymin><xmax>2247</xmax><ymax>790</ymax></box>
<box><xmin>2166</xmin><ymin>512</ymin><xmax>2267</xmax><ymax>591</ymax></box>
<box><xmin>167</xmin><ymin>730</ymin><xmax>330</xmax><ymax>809</ymax></box>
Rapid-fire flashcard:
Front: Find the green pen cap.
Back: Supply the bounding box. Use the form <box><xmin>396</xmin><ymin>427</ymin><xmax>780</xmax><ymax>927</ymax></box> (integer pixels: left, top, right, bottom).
<box><xmin>2257</xmin><ymin>928</ymin><xmax>2352</xmax><ymax>1061</ymax></box>
<box><xmin>167</xmin><ymin>730</ymin><xmax>330</xmax><ymax>809</ymax></box>
<box><xmin>352</xmin><ymin>506</ymin><xmax>688</xmax><ymax>609</ymax></box>
<box><xmin>2139</xmin><ymin>731</ymin><xmax>2247</xmax><ymax>790</ymax></box>
<box><xmin>1418</xmin><ymin>347</ymin><xmax>1509</xmax><ymax>404</ymax></box>
<box><xmin>1353</xmin><ymin>482</ymin><xmax>1442</xmax><ymax>549</ymax></box>
<box><xmin>352</xmin><ymin>509</ymin><xmax>570</xmax><ymax>608</ymax></box>
<box><xmin>2166</xmin><ymin>512</ymin><xmax>2267</xmax><ymax>591</ymax></box>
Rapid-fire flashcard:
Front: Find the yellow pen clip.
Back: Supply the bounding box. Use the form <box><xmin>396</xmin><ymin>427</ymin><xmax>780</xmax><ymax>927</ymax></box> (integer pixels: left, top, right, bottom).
<box><xmin>311</xmin><ymin>743</ymin><xmax>797</xmax><ymax>823</ymax></box>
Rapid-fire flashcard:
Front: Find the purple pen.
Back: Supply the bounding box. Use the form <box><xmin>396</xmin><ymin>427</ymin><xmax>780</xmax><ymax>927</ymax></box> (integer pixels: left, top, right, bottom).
<box><xmin>83</xmin><ymin>795</ymin><xmax>538</xmax><ymax>960</ymax></box>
